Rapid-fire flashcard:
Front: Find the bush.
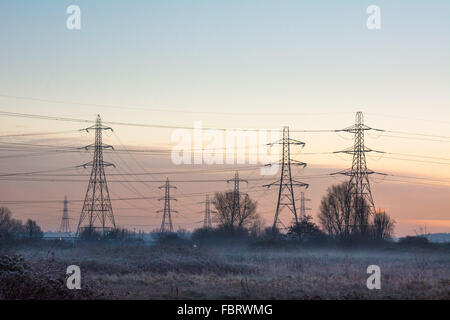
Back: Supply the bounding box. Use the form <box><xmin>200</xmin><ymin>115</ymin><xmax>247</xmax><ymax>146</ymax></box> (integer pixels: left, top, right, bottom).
<box><xmin>0</xmin><ymin>207</ymin><xmax>43</xmax><ymax>242</ymax></box>
<box><xmin>154</xmin><ymin>232</ymin><xmax>188</xmax><ymax>246</ymax></box>
<box><xmin>398</xmin><ymin>236</ymin><xmax>430</xmax><ymax>246</ymax></box>
<box><xmin>287</xmin><ymin>215</ymin><xmax>327</xmax><ymax>243</ymax></box>
<box><xmin>191</xmin><ymin>227</ymin><xmax>252</xmax><ymax>245</ymax></box>
<box><xmin>0</xmin><ymin>254</ymin><xmax>99</xmax><ymax>299</ymax></box>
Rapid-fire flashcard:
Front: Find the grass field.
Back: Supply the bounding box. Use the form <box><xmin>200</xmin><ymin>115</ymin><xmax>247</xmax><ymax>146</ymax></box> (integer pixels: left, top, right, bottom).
<box><xmin>2</xmin><ymin>241</ymin><xmax>448</xmax><ymax>300</ymax></box>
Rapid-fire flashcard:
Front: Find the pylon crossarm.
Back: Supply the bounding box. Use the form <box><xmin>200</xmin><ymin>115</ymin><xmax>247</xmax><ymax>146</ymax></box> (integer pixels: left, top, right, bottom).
<box><xmin>268</xmin><ymin>138</ymin><xmax>305</xmax><ymax>146</ymax></box>
<box><xmin>290</xmin><ymin>159</ymin><xmax>307</xmax><ymax>167</ymax></box>
<box><xmin>103</xmin><ymin>162</ymin><xmax>116</xmax><ymax>167</ymax></box>
<box><xmin>335</xmin><ymin>147</ymin><xmax>380</xmax><ymax>155</ymax></box>
<box><xmin>156</xmin><ymin>209</ymin><xmax>178</xmax><ymax>213</ymax></box>
<box><xmin>330</xmin><ymin>169</ymin><xmax>352</xmax><ymax>176</ymax></box>
<box><xmin>158</xmin><ymin>197</ymin><xmax>177</xmax><ymax>201</ymax></box>
<box><xmin>104</xmin><ymin>144</ymin><xmax>114</xmax><ymax>150</ymax></box>
<box><xmin>336</xmin><ymin>124</ymin><xmax>374</xmax><ymax>133</ymax></box>
<box><xmin>291</xmin><ymin>180</ymin><xmax>309</xmax><ymax>188</ymax></box>
<box><xmin>79</xmin><ymin>144</ymin><xmax>93</xmax><ymax>150</ymax></box>
<box><xmin>263</xmin><ymin>161</ymin><xmax>281</xmax><ymax>167</ymax></box>
<box><xmin>266</xmin><ymin>139</ymin><xmax>283</xmax><ymax>146</ymax></box>
<box><xmin>292</xmin><ymin>184</ymin><xmax>308</xmax><ymax>189</ymax></box>
<box><xmin>78</xmin><ymin>161</ymin><xmax>115</xmax><ymax>168</ymax></box>
<box><xmin>82</xmin><ymin>143</ymin><xmax>114</xmax><ymax>150</ymax></box>
<box><xmin>333</xmin><ymin>147</ymin><xmax>352</xmax><ymax>154</ymax></box>
<box><xmin>286</xmin><ymin>138</ymin><xmax>306</xmax><ymax>146</ymax></box>
<box><xmin>263</xmin><ymin>180</ymin><xmax>279</xmax><ymax>188</ymax></box>
<box><xmin>84</xmin><ymin>125</ymin><xmax>113</xmax><ymax>132</ymax></box>
<box><xmin>227</xmin><ymin>179</ymin><xmax>248</xmax><ymax>183</ymax></box>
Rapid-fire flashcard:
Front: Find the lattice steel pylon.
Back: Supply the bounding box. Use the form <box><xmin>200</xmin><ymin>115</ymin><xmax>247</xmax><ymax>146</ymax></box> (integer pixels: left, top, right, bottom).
<box><xmin>201</xmin><ymin>194</ymin><xmax>216</xmax><ymax>229</ymax></box>
<box><xmin>299</xmin><ymin>192</ymin><xmax>311</xmax><ymax>221</ymax></box>
<box><xmin>264</xmin><ymin>126</ymin><xmax>309</xmax><ymax>231</ymax></box>
<box><xmin>76</xmin><ymin>115</ymin><xmax>116</xmax><ymax>237</ymax></box>
<box><xmin>227</xmin><ymin>171</ymin><xmax>248</xmax><ymax>222</ymax></box>
<box><xmin>157</xmin><ymin>178</ymin><xmax>177</xmax><ymax>233</ymax></box>
<box><xmin>59</xmin><ymin>196</ymin><xmax>71</xmax><ymax>233</ymax></box>
<box><xmin>332</xmin><ymin>111</ymin><xmax>385</xmax><ymax>234</ymax></box>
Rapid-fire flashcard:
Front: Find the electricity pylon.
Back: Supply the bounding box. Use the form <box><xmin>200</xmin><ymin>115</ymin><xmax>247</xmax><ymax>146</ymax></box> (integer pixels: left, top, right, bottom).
<box><xmin>332</xmin><ymin>111</ymin><xmax>385</xmax><ymax>234</ymax></box>
<box><xmin>59</xmin><ymin>196</ymin><xmax>71</xmax><ymax>233</ymax></box>
<box><xmin>157</xmin><ymin>178</ymin><xmax>177</xmax><ymax>233</ymax></box>
<box><xmin>299</xmin><ymin>192</ymin><xmax>311</xmax><ymax>221</ymax></box>
<box><xmin>264</xmin><ymin>126</ymin><xmax>308</xmax><ymax>231</ymax></box>
<box><xmin>76</xmin><ymin>115</ymin><xmax>116</xmax><ymax>237</ymax></box>
<box><xmin>227</xmin><ymin>171</ymin><xmax>248</xmax><ymax>221</ymax></box>
<box><xmin>201</xmin><ymin>194</ymin><xmax>216</xmax><ymax>230</ymax></box>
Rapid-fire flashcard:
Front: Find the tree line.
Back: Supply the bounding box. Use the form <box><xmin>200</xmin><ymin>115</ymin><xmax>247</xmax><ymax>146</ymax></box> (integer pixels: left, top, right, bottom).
<box><xmin>0</xmin><ymin>207</ymin><xmax>43</xmax><ymax>242</ymax></box>
<box><xmin>193</xmin><ymin>181</ymin><xmax>395</xmax><ymax>243</ymax></box>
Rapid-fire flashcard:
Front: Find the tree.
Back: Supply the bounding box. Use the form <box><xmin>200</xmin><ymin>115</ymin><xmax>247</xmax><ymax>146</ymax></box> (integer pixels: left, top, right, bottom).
<box><xmin>318</xmin><ymin>182</ymin><xmax>354</xmax><ymax>240</ymax></box>
<box><xmin>0</xmin><ymin>207</ymin><xmax>25</xmax><ymax>240</ymax></box>
<box><xmin>288</xmin><ymin>215</ymin><xmax>325</xmax><ymax>242</ymax></box>
<box><xmin>0</xmin><ymin>207</ymin><xmax>43</xmax><ymax>241</ymax></box>
<box><xmin>214</xmin><ymin>192</ymin><xmax>259</xmax><ymax>232</ymax></box>
<box><xmin>371</xmin><ymin>210</ymin><xmax>395</xmax><ymax>240</ymax></box>
<box><xmin>0</xmin><ymin>207</ymin><xmax>13</xmax><ymax>240</ymax></box>
<box><xmin>318</xmin><ymin>181</ymin><xmax>371</xmax><ymax>240</ymax></box>
<box><xmin>0</xmin><ymin>207</ymin><xmax>12</xmax><ymax>230</ymax></box>
<box><xmin>24</xmin><ymin>219</ymin><xmax>43</xmax><ymax>239</ymax></box>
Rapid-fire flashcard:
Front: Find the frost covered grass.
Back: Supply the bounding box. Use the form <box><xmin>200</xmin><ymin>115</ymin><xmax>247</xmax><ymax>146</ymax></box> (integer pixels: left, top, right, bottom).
<box><xmin>3</xmin><ymin>242</ymin><xmax>449</xmax><ymax>300</ymax></box>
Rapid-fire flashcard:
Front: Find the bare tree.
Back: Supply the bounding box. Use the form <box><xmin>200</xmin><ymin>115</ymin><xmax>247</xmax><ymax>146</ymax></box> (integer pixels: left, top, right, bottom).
<box><xmin>214</xmin><ymin>192</ymin><xmax>259</xmax><ymax>232</ymax></box>
<box><xmin>0</xmin><ymin>207</ymin><xmax>42</xmax><ymax>240</ymax></box>
<box><xmin>0</xmin><ymin>207</ymin><xmax>12</xmax><ymax>230</ymax></box>
<box><xmin>288</xmin><ymin>215</ymin><xmax>324</xmax><ymax>242</ymax></box>
<box><xmin>372</xmin><ymin>210</ymin><xmax>395</xmax><ymax>240</ymax></box>
<box><xmin>318</xmin><ymin>181</ymin><xmax>372</xmax><ymax>240</ymax></box>
<box><xmin>0</xmin><ymin>207</ymin><xmax>18</xmax><ymax>239</ymax></box>
<box><xmin>318</xmin><ymin>182</ymin><xmax>354</xmax><ymax>240</ymax></box>
<box><xmin>24</xmin><ymin>219</ymin><xmax>43</xmax><ymax>239</ymax></box>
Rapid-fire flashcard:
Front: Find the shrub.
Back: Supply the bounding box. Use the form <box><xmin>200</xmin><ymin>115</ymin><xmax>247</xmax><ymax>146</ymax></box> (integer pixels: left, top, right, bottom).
<box><xmin>0</xmin><ymin>254</ymin><xmax>99</xmax><ymax>300</ymax></box>
<box><xmin>154</xmin><ymin>232</ymin><xmax>187</xmax><ymax>246</ymax></box>
<box><xmin>288</xmin><ymin>215</ymin><xmax>327</xmax><ymax>243</ymax></box>
<box><xmin>398</xmin><ymin>236</ymin><xmax>430</xmax><ymax>246</ymax></box>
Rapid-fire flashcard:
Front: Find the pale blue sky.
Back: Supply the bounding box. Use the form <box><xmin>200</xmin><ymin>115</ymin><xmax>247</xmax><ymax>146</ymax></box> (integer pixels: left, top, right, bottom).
<box><xmin>0</xmin><ymin>0</ymin><xmax>448</xmax><ymax>125</ymax></box>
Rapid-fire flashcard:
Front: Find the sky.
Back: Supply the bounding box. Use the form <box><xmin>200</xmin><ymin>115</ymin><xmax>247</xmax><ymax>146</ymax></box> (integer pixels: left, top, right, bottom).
<box><xmin>0</xmin><ymin>0</ymin><xmax>449</xmax><ymax>236</ymax></box>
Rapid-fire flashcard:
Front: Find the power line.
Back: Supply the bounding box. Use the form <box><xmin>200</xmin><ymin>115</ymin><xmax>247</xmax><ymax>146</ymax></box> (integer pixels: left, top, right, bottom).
<box><xmin>3</xmin><ymin>110</ymin><xmax>450</xmax><ymax>140</ymax></box>
<box><xmin>0</xmin><ymin>110</ymin><xmax>336</xmax><ymax>132</ymax></box>
<box><xmin>0</xmin><ymin>164</ymin><xmax>266</xmax><ymax>177</ymax></box>
<box><xmin>0</xmin><ymin>93</ymin><xmax>353</xmax><ymax>117</ymax></box>
<box><xmin>0</xmin><ymin>130</ymin><xmax>78</xmax><ymax>138</ymax></box>
<box><xmin>0</xmin><ymin>187</ymin><xmax>272</xmax><ymax>205</ymax></box>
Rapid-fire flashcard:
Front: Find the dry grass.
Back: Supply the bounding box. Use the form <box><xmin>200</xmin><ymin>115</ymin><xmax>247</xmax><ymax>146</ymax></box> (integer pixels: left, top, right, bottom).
<box><xmin>5</xmin><ymin>242</ymin><xmax>450</xmax><ymax>300</ymax></box>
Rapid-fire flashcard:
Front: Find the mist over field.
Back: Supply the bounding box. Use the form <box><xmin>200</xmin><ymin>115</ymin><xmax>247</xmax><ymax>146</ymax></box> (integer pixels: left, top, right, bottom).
<box><xmin>1</xmin><ymin>237</ymin><xmax>449</xmax><ymax>300</ymax></box>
